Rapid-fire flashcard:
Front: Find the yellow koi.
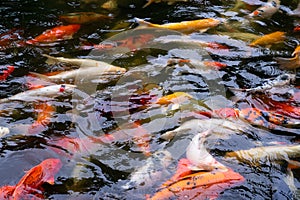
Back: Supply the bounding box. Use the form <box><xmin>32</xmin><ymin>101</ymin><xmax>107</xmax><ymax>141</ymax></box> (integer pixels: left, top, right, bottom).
<box><xmin>155</xmin><ymin>92</ymin><xmax>193</xmax><ymax>105</ymax></box>
<box><xmin>249</xmin><ymin>31</ymin><xmax>285</xmax><ymax>47</ymax></box>
<box><xmin>135</xmin><ymin>17</ymin><xmax>220</xmax><ymax>34</ymax></box>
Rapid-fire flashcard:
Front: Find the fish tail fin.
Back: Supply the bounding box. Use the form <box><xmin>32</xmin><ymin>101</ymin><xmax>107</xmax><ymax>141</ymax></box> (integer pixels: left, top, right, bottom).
<box><xmin>143</xmin><ymin>1</ymin><xmax>152</xmax><ymax>8</ymax></box>
<box><xmin>42</xmin><ymin>54</ymin><xmax>58</xmax><ymax>65</ymax></box>
<box><xmin>275</xmin><ymin>56</ymin><xmax>299</xmax><ymax>70</ymax></box>
<box><xmin>134</xmin><ymin>17</ymin><xmax>152</xmax><ymax>27</ymax></box>
<box><xmin>29</xmin><ymin>72</ymin><xmax>52</xmax><ymax>82</ymax></box>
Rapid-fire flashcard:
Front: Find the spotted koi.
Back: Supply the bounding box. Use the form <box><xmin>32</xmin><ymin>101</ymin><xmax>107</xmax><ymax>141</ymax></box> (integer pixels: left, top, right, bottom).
<box><xmin>229</xmin><ymin>73</ymin><xmax>295</xmax><ymax>93</ymax></box>
<box><xmin>248</xmin><ymin>0</ymin><xmax>280</xmax><ymax>19</ymax></box>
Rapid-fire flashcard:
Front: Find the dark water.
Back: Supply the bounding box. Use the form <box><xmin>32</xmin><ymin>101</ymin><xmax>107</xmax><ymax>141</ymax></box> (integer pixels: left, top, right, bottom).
<box><xmin>0</xmin><ymin>0</ymin><xmax>300</xmax><ymax>199</ymax></box>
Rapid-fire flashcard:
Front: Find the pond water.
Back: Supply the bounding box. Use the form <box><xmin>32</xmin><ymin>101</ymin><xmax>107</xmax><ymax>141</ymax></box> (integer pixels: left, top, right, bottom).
<box><xmin>0</xmin><ymin>0</ymin><xmax>300</xmax><ymax>199</ymax></box>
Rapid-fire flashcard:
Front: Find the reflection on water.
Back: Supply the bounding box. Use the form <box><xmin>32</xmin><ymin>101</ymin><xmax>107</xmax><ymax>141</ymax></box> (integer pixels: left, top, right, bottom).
<box><xmin>0</xmin><ymin>0</ymin><xmax>300</xmax><ymax>199</ymax></box>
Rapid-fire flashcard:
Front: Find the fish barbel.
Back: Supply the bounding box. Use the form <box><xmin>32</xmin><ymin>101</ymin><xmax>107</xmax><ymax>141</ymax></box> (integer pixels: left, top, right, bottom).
<box><xmin>135</xmin><ymin>17</ymin><xmax>220</xmax><ymax>34</ymax></box>
<box><xmin>248</xmin><ymin>0</ymin><xmax>280</xmax><ymax>19</ymax></box>
<box><xmin>0</xmin><ymin>84</ymin><xmax>76</xmax><ymax>103</ymax></box>
<box><xmin>186</xmin><ymin>130</ymin><xmax>228</xmax><ymax>171</ymax></box>
<box><xmin>143</xmin><ymin>0</ymin><xmax>188</xmax><ymax>8</ymax></box>
<box><xmin>225</xmin><ymin>145</ymin><xmax>300</xmax><ymax>167</ymax></box>
<box><xmin>229</xmin><ymin>73</ymin><xmax>295</xmax><ymax>93</ymax></box>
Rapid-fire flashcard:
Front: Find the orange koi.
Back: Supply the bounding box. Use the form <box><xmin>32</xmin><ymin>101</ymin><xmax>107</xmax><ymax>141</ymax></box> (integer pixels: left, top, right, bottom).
<box><xmin>26</xmin><ymin>24</ymin><xmax>81</xmax><ymax>45</ymax></box>
<box><xmin>236</xmin><ymin>107</ymin><xmax>300</xmax><ymax>129</ymax></box>
<box><xmin>135</xmin><ymin>18</ymin><xmax>220</xmax><ymax>34</ymax></box>
<box><xmin>82</xmin><ymin>34</ymin><xmax>155</xmax><ymax>51</ymax></box>
<box><xmin>0</xmin><ymin>65</ymin><xmax>14</xmax><ymax>81</ymax></box>
<box><xmin>275</xmin><ymin>45</ymin><xmax>300</xmax><ymax>70</ymax></box>
<box><xmin>148</xmin><ymin>168</ymin><xmax>244</xmax><ymax>200</ymax></box>
<box><xmin>249</xmin><ymin>31</ymin><xmax>285</xmax><ymax>47</ymax></box>
<box><xmin>0</xmin><ymin>158</ymin><xmax>62</xmax><ymax>200</ymax></box>
<box><xmin>59</xmin><ymin>12</ymin><xmax>112</xmax><ymax>24</ymax></box>
<box><xmin>155</xmin><ymin>92</ymin><xmax>193</xmax><ymax>105</ymax></box>
<box><xmin>28</xmin><ymin>102</ymin><xmax>55</xmax><ymax>134</ymax></box>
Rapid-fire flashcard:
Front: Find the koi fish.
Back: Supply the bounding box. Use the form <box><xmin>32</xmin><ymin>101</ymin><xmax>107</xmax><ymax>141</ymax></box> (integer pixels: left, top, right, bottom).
<box><xmin>225</xmin><ymin>145</ymin><xmax>300</xmax><ymax>167</ymax></box>
<box><xmin>26</xmin><ymin>24</ymin><xmax>81</xmax><ymax>45</ymax></box>
<box><xmin>0</xmin><ymin>126</ymin><xmax>9</xmax><ymax>137</ymax></box>
<box><xmin>160</xmin><ymin>118</ymin><xmax>247</xmax><ymax>141</ymax></box>
<box><xmin>186</xmin><ymin>130</ymin><xmax>228</xmax><ymax>171</ymax></box>
<box><xmin>82</xmin><ymin>34</ymin><xmax>155</xmax><ymax>52</ymax></box>
<box><xmin>167</xmin><ymin>58</ymin><xmax>227</xmax><ymax>70</ymax></box>
<box><xmin>229</xmin><ymin>73</ymin><xmax>295</xmax><ymax>93</ymax></box>
<box><xmin>135</xmin><ymin>18</ymin><xmax>220</xmax><ymax>34</ymax></box>
<box><xmin>0</xmin><ymin>158</ymin><xmax>62</xmax><ymax>200</ymax></box>
<box><xmin>248</xmin><ymin>0</ymin><xmax>280</xmax><ymax>19</ymax></box>
<box><xmin>236</xmin><ymin>107</ymin><xmax>300</xmax><ymax>129</ymax></box>
<box><xmin>0</xmin><ymin>65</ymin><xmax>14</xmax><ymax>81</ymax></box>
<box><xmin>155</xmin><ymin>92</ymin><xmax>193</xmax><ymax>105</ymax></box>
<box><xmin>59</xmin><ymin>12</ymin><xmax>112</xmax><ymax>24</ymax></box>
<box><xmin>249</xmin><ymin>31</ymin><xmax>285</xmax><ymax>47</ymax></box>
<box><xmin>275</xmin><ymin>45</ymin><xmax>300</xmax><ymax>70</ymax></box>
<box><xmin>0</xmin><ymin>84</ymin><xmax>76</xmax><ymax>103</ymax></box>
<box><xmin>143</xmin><ymin>0</ymin><xmax>188</xmax><ymax>8</ymax></box>
<box><xmin>41</xmin><ymin>54</ymin><xmax>126</xmax><ymax>73</ymax></box>
<box><xmin>148</xmin><ymin>168</ymin><xmax>244</xmax><ymax>200</ymax></box>
<box><xmin>122</xmin><ymin>150</ymin><xmax>174</xmax><ymax>190</ymax></box>
<box><xmin>28</xmin><ymin>102</ymin><xmax>55</xmax><ymax>134</ymax></box>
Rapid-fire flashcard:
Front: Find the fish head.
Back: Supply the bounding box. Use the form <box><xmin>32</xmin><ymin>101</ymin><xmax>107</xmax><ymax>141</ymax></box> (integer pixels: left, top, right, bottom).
<box><xmin>40</xmin><ymin>158</ymin><xmax>62</xmax><ymax>185</ymax></box>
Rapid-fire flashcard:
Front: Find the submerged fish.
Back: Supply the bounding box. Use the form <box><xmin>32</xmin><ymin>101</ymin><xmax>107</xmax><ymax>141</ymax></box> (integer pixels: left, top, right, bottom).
<box><xmin>0</xmin><ymin>65</ymin><xmax>14</xmax><ymax>82</ymax></box>
<box><xmin>135</xmin><ymin>17</ymin><xmax>220</xmax><ymax>34</ymax></box>
<box><xmin>0</xmin><ymin>158</ymin><xmax>62</xmax><ymax>200</ymax></box>
<box><xmin>0</xmin><ymin>84</ymin><xmax>76</xmax><ymax>103</ymax></box>
<box><xmin>0</xmin><ymin>126</ymin><xmax>9</xmax><ymax>137</ymax></box>
<box><xmin>249</xmin><ymin>31</ymin><xmax>285</xmax><ymax>47</ymax></box>
<box><xmin>186</xmin><ymin>130</ymin><xmax>227</xmax><ymax>171</ymax></box>
<box><xmin>225</xmin><ymin>145</ymin><xmax>300</xmax><ymax>167</ymax></box>
<box><xmin>275</xmin><ymin>45</ymin><xmax>300</xmax><ymax>70</ymax></box>
<box><xmin>143</xmin><ymin>0</ymin><xmax>188</xmax><ymax>8</ymax></box>
<box><xmin>229</xmin><ymin>73</ymin><xmax>295</xmax><ymax>93</ymax></box>
<box><xmin>248</xmin><ymin>0</ymin><xmax>280</xmax><ymax>19</ymax></box>
<box><xmin>59</xmin><ymin>12</ymin><xmax>112</xmax><ymax>24</ymax></box>
<box><xmin>41</xmin><ymin>54</ymin><xmax>126</xmax><ymax>72</ymax></box>
<box><xmin>26</xmin><ymin>24</ymin><xmax>81</xmax><ymax>45</ymax></box>
<box><xmin>122</xmin><ymin>150</ymin><xmax>174</xmax><ymax>190</ymax></box>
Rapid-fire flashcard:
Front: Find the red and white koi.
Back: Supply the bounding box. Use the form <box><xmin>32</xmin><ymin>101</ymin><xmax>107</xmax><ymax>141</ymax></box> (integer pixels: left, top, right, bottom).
<box><xmin>248</xmin><ymin>0</ymin><xmax>280</xmax><ymax>19</ymax></box>
<box><xmin>0</xmin><ymin>84</ymin><xmax>76</xmax><ymax>103</ymax></box>
<box><xmin>229</xmin><ymin>73</ymin><xmax>295</xmax><ymax>93</ymax></box>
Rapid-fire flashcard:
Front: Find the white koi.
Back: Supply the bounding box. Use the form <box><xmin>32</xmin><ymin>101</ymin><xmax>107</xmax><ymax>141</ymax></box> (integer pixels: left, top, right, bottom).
<box><xmin>186</xmin><ymin>130</ymin><xmax>228</xmax><ymax>171</ymax></box>
<box><xmin>0</xmin><ymin>84</ymin><xmax>76</xmax><ymax>103</ymax></box>
<box><xmin>42</xmin><ymin>54</ymin><xmax>126</xmax><ymax>73</ymax></box>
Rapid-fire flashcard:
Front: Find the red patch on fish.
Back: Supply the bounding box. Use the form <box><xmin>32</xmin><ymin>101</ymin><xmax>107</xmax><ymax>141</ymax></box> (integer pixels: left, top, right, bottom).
<box><xmin>26</xmin><ymin>24</ymin><xmax>81</xmax><ymax>45</ymax></box>
<box><xmin>29</xmin><ymin>102</ymin><xmax>55</xmax><ymax>134</ymax></box>
<box><xmin>203</xmin><ymin>61</ymin><xmax>227</xmax><ymax>69</ymax></box>
<box><xmin>0</xmin><ymin>158</ymin><xmax>62</xmax><ymax>200</ymax></box>
<box><xmin>0</xmin><ymin>65</ymin><xmax>14</xmax><ymax>81</ymax></box>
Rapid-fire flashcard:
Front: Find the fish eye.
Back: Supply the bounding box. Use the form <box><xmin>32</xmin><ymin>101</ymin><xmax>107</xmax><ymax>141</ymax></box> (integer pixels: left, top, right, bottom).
<box><xmin>280</xmin><ymin>75</ymin><xmax>288</xmax><ymax>80</ymax></box>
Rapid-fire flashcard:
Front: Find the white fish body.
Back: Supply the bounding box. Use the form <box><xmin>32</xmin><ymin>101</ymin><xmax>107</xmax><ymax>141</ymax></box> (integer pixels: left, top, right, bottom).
<box><xmin>0</xmin><ymin>126</ymin><xmax>9</xmax><ymax>137</ymax></box>
<box><xmin>186</xmin><ymin>130</ymin><xmax>227</xmax><ymax>171</ymax></box>
<box><xmin>0</xmin><ymin>84</ymin><xmax>76</xmax><ymax>103</ymax></box>
<box><xmin>42</xmin><ymin>54</ymin><xmax>126</xmax><ymax>73</ymax></box>
<box><xmin>122</xmin><ymin>150</ymin><xmax>174</xmax><ymax>190</ymax></box>
<box><xmin>160</xmin><ymin>118</ymin><xmax>247</xmax><ymax>141</ymax></box>
<box><xmin>248</xmin><ymin>0</ymin><xmax>280</xmax><ymax>19</ymax></box>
